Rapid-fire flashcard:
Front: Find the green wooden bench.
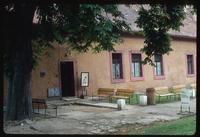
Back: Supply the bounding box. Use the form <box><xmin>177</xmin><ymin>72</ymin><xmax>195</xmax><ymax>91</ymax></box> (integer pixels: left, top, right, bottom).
<box><xmin>155</xmin><ymin>87</ymin><xmax>176</xmax><ymax>103</ymax></box>
<box><xmin>172</xmin><ymin>85</ymin><xmax>186</xmax><ymax>100</ymax></box>
<box><xmin>92</xmin><ymin>88</ymin><xmax>115</xmax><ymax>101</ymax></box>
<box><xmin>190</xmin><ymin>83</ymin><xmax>196</xmax><ymax>91</ymax></box>
<box><xmin>110</xmin><ymin>89</ymin><xmax>134</xmax><ymax>104</ymax></box>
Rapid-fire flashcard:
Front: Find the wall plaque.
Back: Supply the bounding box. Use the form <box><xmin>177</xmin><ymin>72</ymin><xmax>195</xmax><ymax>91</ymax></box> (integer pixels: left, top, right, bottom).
<box><xmin>48</xmin><ymin>87</ymin><xmax>60</xmax><ymax>97</ymax></box>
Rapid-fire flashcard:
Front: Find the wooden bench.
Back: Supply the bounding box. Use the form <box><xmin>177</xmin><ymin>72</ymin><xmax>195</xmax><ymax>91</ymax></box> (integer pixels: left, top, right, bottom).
<box><xmin>190</xmin><ymin>83</ymin><xmax>196</xmax><ymax>91</ymax></box>
<box><xmin>110</xmin><ymin>89</ymin><xmax>134</xmax><ymax>104</ymax></box>
<box><xmin>32</xmin><ymin>98</ymin><xmax>58</xmax><ymax>117</ymax></box>
<box><xmin>172</xmin><ymin>85</ymin><xmax>186</xmax><ymax>100</ymax></box>
<box><xmin>189</xmin><ymin>83</ymin><xmax>196</xmax><ymax>98</ymax></box>
<box><xmin>92</xmin><ymin>88</ymin><xmax>115</xmax><ymax>101</ymax></box>
<box><xmin>155</xmin><ymin>87</ymin><xmax>176</xmax><ymax>103</ymax></box>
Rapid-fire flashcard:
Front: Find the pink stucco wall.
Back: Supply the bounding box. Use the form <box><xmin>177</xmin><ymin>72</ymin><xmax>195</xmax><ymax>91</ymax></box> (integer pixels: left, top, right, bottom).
<box><xmin>3</xmin><ymin>36</ymin><xmax>196</xmax><ymax>99</ymax></box>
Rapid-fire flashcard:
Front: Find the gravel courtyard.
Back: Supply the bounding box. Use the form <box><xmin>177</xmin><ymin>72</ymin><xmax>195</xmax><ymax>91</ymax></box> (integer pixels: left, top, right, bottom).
<box><xmin>3</xmin><ymin>98</ymin><xmax>196</xmax><ymax>134</ymax></box>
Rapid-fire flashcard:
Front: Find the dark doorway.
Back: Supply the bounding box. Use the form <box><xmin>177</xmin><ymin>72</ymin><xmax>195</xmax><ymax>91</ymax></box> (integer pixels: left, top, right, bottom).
<box><xmin>60</xmin><ymin>61</ymin><xmax>75</xmax><ymax>97</ymax></box>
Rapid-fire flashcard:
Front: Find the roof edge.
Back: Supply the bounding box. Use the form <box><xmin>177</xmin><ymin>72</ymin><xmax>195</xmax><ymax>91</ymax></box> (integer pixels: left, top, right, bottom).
<box><xmin>121</xmin><ymin>31</ymin><xmax>196</xmax><ymax>41</ymax></box>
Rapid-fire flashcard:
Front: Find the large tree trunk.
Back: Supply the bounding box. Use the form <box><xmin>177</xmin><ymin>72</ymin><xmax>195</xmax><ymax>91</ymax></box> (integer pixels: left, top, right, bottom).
<box><xmin>4</xmin><ymin>3</ymin><xmax>36</xmax><ymax>121</ymax></box>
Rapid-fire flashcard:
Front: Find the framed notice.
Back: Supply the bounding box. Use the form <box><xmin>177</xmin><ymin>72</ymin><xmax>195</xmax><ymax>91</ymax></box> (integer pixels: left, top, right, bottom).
<box><xmin>81</xmin><ymin>72</ymin><xmax>89</xmax><ymax>87</ymax></box>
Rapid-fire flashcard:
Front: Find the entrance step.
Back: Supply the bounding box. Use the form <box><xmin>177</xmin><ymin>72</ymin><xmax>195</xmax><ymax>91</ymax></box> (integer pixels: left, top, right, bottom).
<box><xmin>46</xmin><ymin>97</ymin><xmax>80</xmax><ymax>106</ymax></box>
<box><xmin>74</xmin><ymin>102</ymin><xmax>117</xmax><ymax>109</ymax></box>
<box><xmin>62</xmin><ymin>97</ymin><xmax>80</xmax><ymax>103</ymax></box>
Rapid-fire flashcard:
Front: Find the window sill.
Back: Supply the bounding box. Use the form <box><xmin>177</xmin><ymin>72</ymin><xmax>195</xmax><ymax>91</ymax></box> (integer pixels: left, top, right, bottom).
<box><xmin>131</xmin><ymin>77</ymin><xmax>144</xmax><ymax>81</ymax></box>
<box><xmin>154</xmin><ymin>75</ymin><xmax>165</xmax><ymax>80</ymax></box>
<box><xmin>111</xmin><ymin>79</ymin><xmax>125</xmax><ymax>84</ymax></box>
<box><xmin>187</xmin><ymin>74</ymin><xmax>195</xmax><ymax>77</ymax></box>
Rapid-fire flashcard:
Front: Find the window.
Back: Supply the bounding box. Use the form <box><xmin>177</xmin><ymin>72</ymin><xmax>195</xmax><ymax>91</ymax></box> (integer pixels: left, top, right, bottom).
<box><xmin>111</xmin><ymin>52</ymin><xmax>124</xmax><ymax>82</ymax></box>
<box><xmin>131</xmin><ymin>53</ymin><xmax>144</xmax><ymax>81</ymax></box>
<box><xmin>154</xmin><ymin>54</ymin><xmax>165</xmax><ymax>80</ymax></box>
<box><xmin>154</xmin><ymin>54</ymin><xmax>164</xmax><ymax>76</ymax></box>
<box><xmin>187</xmin><ymin>55</ymin><xmax>194</xmax><ymax>75</ymax></box>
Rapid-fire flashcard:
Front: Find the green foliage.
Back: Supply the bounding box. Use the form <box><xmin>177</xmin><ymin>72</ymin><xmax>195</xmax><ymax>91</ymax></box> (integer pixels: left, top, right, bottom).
<box><xmin>30</xmin><ymin>4</ymin><xmax>131</xmax><ymax>65</ymax></box>
<box><xmin>3</xmin><ymin>4</ymin><xmax>193</xmax><ymax>71</ymax></box>
<box><xmin>135</xmin><ymin>5</ymin><xmax>186</xmax><ymax>65</ymax></box>
<box><xmin>191</xmin><ymin>5</ymin><xmax>197</xmax><ymax>14</ymax></box>
<box><xmin>32</xmin><ymin>38</ymin><xmax>52</xmax><ymax>68</ymax></box>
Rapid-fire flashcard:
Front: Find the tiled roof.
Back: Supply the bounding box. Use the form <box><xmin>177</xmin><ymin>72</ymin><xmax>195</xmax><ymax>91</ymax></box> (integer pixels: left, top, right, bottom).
<box><xmin>118</xmin><ymin>5</ymin><xmax>196</xmax><ymax>38</ymax></box>
<box><xmin>33</xmin><ymin>5</ymin><xmax>196</xmax><ymax>38</ymax></box>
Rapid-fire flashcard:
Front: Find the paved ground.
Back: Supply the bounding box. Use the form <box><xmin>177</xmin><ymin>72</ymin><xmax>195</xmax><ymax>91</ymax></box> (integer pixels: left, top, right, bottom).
<box><xmin>3</xmin><ymin>97</ymin><xmax>196</xmax><ymax>134</ymax></box>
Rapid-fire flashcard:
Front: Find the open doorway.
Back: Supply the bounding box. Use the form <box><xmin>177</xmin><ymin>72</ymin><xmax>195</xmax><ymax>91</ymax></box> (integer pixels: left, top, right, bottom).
<box><xmin>60</xmin><ymin>61</ymin><xmax>75</xmax><ymax>97</ymax></box>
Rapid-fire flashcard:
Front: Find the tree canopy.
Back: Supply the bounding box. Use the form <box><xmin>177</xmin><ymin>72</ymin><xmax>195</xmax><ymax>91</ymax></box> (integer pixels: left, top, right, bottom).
<box><xmin>32</xmin><ymin>4</ymin><xmax>131</xmax><ymax>66</ymax></box>
<box><xmin>135</xmin><ymin>4</ymin><xmax>186</xmax><ymax>65</ymax></box>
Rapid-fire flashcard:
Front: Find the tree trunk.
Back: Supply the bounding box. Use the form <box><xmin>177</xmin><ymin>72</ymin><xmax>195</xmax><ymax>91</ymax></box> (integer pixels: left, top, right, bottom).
<box><xmin>5</xmin><ymin>3</ymin><xmax>36</xmax><ymax>121</ymax></box>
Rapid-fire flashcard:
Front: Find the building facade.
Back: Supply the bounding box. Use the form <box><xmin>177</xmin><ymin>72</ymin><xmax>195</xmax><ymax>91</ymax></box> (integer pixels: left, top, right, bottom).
<box><xmin>20</xmin><ymin>35</ymin><xmax>196</xmax><ymax>99</ymax></box>
<box><xmin>3</xmin><ymin>5</ymin><xmax>196</xmax><ymax>99</ymax></box>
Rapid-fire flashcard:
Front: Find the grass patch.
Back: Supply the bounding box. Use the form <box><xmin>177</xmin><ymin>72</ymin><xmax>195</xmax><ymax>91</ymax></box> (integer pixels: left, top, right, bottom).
<box><xmin>128</xmin><ymin>116</ymin><xmax>196</xmax><ymax>135</ymax></box>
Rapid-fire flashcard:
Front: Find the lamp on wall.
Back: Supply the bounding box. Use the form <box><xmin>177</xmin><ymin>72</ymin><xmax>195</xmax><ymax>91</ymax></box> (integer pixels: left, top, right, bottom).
<box><xmin>40</xmin><ymin>69</ymin><xmax>46</xmax><ymax>78</ymax></box>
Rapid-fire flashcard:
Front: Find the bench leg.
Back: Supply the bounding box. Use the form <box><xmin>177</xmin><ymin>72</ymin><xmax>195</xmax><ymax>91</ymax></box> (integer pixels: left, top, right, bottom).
<box><xmin>45</xmin><ymin>108</ymin><xmax>46</xmax><ymax>117</ymax></box>
<box><xmin>32</xmin><ymin>106</ymin><xmax>34</xmax><ymax>121</ymax></box>
<box><xmin>38</xmin><ymin>104</ymin><xmax>39</xmax><ymax>114</ymax></box>
<box><xmin>56</xmin><ymin>106</ymin><xmax>57</xmax><ymax>117</ymax></box>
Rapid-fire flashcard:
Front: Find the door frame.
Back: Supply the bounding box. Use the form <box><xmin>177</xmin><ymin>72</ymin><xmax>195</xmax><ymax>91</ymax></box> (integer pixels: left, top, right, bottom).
<box><xmin>58</xmin><ymin>59</ymin><xmax>78</xmax><ymax>98</ymax></box>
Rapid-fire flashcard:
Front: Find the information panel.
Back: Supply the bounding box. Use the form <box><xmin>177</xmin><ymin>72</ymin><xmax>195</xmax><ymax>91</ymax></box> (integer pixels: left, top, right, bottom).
<box><xmin>180</xmin><ymin>89</ymin><xmax>191</xmax><ymax>112</ymax></box>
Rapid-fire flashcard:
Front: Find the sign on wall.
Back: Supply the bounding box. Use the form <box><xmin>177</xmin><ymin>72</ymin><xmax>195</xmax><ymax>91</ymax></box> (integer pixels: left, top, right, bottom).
<box><xmin>80</xmin><ymin>72</ymin><xmax>89</xmax><ymax>87</ymax></box>
<box><xmin>48</xmin><ymin>87</ymin><xmax>60</xmax><ymax>97</ymax></box>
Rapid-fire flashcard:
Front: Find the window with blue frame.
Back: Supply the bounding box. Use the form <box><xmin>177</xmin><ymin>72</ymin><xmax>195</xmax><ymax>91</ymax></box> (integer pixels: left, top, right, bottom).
<box><xmin>187</xmin><ymin>55</ymin><xmax>194</xmax><ymax>74</ymax></box>
<box><xmin>131</xmin><ymin>53</ymin><xmax>143</xmax><ymax>77</ymax></box>
<box><xmin>112</xmin><ymin>53</ymin><xmax>123</xmax><ymax>79</ymax></box>
<box><xmin>154</xmin><ymin>54</ymin><xmax>164</xmax><ymax>76</ymax></box>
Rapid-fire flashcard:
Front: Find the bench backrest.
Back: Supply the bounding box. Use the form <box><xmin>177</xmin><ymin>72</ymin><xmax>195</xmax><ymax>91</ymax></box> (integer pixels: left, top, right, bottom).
<box><xmin>190</xmin><ymin>83</ymin><xmax>196</xmax><ymax>89</ymax></box>
<box><xmin>172</xmin><ymin>85</ymin><xmax>186</xmax><ymax>93</ymax></box>
<box><xmin>155</xmin><ymin>87</ymin><xmax>169</xmax><ymax>94</ymax></box>
<box><xmin>97</xmin><ymin>88</ymin><xmax>114</xmax><ymax>95</ymax></box>
<box><xmin>116</xmin><ymin>89</ymin><xmax>134</xmax><ymax>96</ymax></box>
<box><xmin>32</xmin><ymin>98</ymin><xmax>46</xmax><ymax>103</ymax></box>
<box><xmin>32</xmin><ymin>98</ymin><xmax>47</xmax><ymax>108</ymax></box>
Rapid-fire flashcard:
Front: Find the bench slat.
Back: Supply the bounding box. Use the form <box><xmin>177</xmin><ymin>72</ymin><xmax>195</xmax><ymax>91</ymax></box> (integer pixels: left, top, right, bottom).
<box><xmin>111</xmin><ymin>95</ymin><xmax>129</xmax><ymax>99</ymax></box>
